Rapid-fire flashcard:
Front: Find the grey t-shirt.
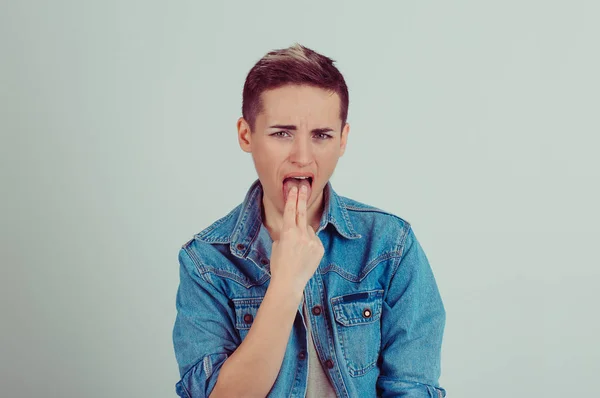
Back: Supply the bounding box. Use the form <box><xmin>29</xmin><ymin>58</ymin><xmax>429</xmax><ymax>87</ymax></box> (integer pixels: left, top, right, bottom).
<box><xmin>302</xmin><ymin>296</ymin><xmax>337</xmax><ymax>398</ymax></box>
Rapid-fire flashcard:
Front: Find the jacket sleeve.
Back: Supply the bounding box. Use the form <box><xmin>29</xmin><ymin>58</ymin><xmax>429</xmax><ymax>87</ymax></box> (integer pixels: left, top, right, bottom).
<box><xmin>376</xmin><ymin>226</ymin><xmax>447</xmax><ymax>398</ymax></box>
<box><xmin>173</xmin><ymin>243</ymin><xmax>239</xmax><ymax>398</ymax></box>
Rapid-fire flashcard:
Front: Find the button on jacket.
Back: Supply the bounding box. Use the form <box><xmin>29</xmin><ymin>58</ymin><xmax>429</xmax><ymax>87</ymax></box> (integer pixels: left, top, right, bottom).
<box><xmin>173</xmin><ymin>179</ymin><xmax>447</xmax><ymax>397</ymax></box>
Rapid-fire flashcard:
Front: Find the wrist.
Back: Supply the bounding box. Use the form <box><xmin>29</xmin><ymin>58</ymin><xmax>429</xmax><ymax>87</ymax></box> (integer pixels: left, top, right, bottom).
<box><xmin>268</xmin><ymin>276</ymin><xmax>305</xmax><ymax>303</ymax></box>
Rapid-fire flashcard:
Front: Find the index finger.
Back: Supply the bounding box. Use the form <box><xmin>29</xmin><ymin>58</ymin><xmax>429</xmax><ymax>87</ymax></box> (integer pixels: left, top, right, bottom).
<box><xmin>296</xmin><ymin>184</ymin><xmax>308</xmax><ymax>229</ymax></box>
<box><xmin>283</xmin><ymin>186</ymin><xmax>298</xmax><ymax>229</ymax></box>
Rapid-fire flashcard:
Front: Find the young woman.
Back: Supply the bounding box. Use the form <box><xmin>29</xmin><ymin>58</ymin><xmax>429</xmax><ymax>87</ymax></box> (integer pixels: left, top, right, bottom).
<box><xmin>173</xmin><ymin>43</ymin><xmax>446</xmax><ymax>398</ymax></box>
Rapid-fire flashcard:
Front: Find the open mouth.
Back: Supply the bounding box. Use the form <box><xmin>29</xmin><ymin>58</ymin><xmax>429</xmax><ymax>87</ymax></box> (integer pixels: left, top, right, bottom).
<box><xmin>282</xmin><ymin>176</ymin><xmax>313</xmax><ymax>203</ymax></box>
<box><xmin>282</xmin><ymin>176</ymin><xmax>313</xmax><ymax>186</ymax></box>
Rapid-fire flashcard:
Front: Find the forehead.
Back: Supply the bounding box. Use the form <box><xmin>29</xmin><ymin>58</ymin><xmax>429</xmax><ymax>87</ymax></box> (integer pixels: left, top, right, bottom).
<box><xmin>259</xmin><ymin>84</ymin><xmax>340</xmax><ymax>124</ymax></box>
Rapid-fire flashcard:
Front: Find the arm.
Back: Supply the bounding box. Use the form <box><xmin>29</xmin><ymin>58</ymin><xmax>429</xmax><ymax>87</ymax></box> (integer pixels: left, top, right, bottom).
<box><xmin>174</xmin><ymin>185</ymin><xmax>321</xmax><ymax>397</ymax></box>
<box><xmin>172</xmin><ymin>245</ymin><xmax>239</xmax><ymax>398</ymax></box>
<box><xmin>376</xmin><ymin>226</ymin><xmax>447</xmax><ymax>398</ymax></box>
<box><xmin>213</xmin><ymin>183</ymin><xmax>322</xmax><ymax>397</ymax></box>
<box><xmin>173</xmin><ymin>243</ymin><xmax>306</xmax><ymax>398</ymax></box>
<box><xmin>210</xmin><ymin>280</ymin><xmax>303</xmax><ymax>397</ymax></box>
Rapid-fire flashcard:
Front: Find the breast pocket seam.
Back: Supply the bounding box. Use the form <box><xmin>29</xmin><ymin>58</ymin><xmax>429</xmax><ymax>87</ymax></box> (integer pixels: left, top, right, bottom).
<box><xmin>331</xmin><ymin>289</ymin><xmax>384</xmax><ymax>377</ymax></box>
<box><xmin>231</xmin><ymin>297</ymin><xmax>264</xmax><ymax>335</ymax></box>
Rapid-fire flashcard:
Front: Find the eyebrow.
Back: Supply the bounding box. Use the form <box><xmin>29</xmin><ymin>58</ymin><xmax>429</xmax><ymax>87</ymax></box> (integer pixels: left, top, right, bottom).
<box><xmin>268</xmin><ymin>124</ymin><xmax>335</xmax><ymax>134</ymax></box>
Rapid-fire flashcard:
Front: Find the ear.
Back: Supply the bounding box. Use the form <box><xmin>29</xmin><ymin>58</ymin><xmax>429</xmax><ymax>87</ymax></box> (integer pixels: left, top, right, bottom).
<box><xmin>237</xmin><ymin>117</ymin><xmax>252</xmax><ymax>153</ymax></box>
<box><xmin>339</xmin><ymin>122</ymin><xmax>350</xmax><ymax>157</ymax></box>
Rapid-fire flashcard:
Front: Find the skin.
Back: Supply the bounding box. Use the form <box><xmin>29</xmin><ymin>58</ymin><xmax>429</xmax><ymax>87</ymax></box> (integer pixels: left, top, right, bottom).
<box><xmin>237</xmin><ymin>84</ymin><xmax>350</xmax><ymax>241</ymax></box>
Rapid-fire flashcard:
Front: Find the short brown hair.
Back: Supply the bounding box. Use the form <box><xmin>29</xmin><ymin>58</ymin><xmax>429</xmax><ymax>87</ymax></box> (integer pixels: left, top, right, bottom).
<box><xmin>242</xmin><ymin>43</ymin><xmax>349</xmax><ymax>132</ymax></box>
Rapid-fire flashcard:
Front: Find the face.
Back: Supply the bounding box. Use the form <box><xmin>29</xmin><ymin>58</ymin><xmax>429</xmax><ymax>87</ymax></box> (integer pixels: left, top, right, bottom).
<box><xmin>237</xmin><ymin>84</ymin><xmax>350</xmax><ymax>214</ymax></box>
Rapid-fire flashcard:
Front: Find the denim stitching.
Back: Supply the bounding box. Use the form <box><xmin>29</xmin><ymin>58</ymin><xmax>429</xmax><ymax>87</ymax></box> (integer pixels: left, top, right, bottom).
<box><xmin>389</xmin><ymin>225</ymin><xmax>412</xmax><ymax>283</ymax></box>
<box><xmin>195</xmin><ymin>206</ymin><xmax>240</xmax><ymax>243</ymax></box>
<box><xmin>335</xmin><ymin>194</ymin><xmax>361</xmax><ymax>237</ymax></box>
<box><xmin>287</xmin><ymin>342</ymin><xmax>302</xmax><ymax>398</ymax></box>
<box><xmin>319</xmin><ymin>252</ymin><xmax>402</xmax><ymax>282</ymax></box>
<box><xmin>337</xmin><ymin>318</ymin><xmax>378</xmax><ymax>377</ymax></box>
<box><xmin>231</xmin><ymin>297</ymin><xmax>263</xmax><ymax>331</ymax></box>
<box><xmin>185</xmin><ymin>237</ymin><xmax>270</xmax><ymax>288</ymax></box>
<box><xmin>202</xmin><ymin>355</ymin><xmax>212</xmax><ymax>379</ymax></box>
<box><xmin>230</xmin><ymin>182</ymin><xmax>262</xmax><ymax>247</ymax></box>
<box><xmin>344</xmin><ymin>204</ymin><xmax>412</xmax><ymax>228</ymax></box>
<box><xmin>331</xmin><ymin>290</ymin><xmax>384</xmax><ymax>377</ymax></box>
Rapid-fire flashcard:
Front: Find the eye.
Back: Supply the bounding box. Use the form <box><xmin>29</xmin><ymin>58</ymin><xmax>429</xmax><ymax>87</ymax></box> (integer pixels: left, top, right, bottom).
<box><xmin>271</xmin><ymin>131</ymin><xmax>290</xmax><ymax>138</ymax></box>
<box><xmin>315</xmin><ymin>133</ymin><xmax>333</xmax><ymax>140</ymax></box>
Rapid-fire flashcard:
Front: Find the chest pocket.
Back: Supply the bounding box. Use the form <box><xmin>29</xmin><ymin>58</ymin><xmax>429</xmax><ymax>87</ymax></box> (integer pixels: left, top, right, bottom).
<box><xmin>231</xmin><ymin>296</ymin><xmax>264</xmax><ymax>342</ymax></box>
<box><xmin>331</xmin><ymin>289</ymin><xmax>384</xmax><ymax>377</ymax></box>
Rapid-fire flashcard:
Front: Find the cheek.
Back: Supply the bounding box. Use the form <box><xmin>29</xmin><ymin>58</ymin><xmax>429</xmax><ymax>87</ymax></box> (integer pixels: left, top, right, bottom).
<box><xmin>252</xmin><ymin>152</ymin><xmax>281</xmax><ymax>180</ymax></box>
<box><xmin>316</xmin><ymin>151</ymin><xmax>340</xmax><ymax>170</ymax></box>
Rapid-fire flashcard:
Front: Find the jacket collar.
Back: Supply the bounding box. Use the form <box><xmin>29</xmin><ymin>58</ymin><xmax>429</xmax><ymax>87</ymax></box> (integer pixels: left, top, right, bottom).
<box><xmin>217</xmin><ymin>178</ymin><xmax>361</xmax><ymax>258</ymax></box>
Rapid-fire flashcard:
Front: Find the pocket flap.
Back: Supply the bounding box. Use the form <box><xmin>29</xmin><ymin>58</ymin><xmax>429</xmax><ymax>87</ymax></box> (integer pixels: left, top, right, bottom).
<box><xmin>331</xmin><ymin>289</ymin><xmax>384</xmax><ymax>327</ymax></box>
<box><xmin>231</xmin><ymin>296</ymin><xmax>264</xmax><ymax>330</ymax></box>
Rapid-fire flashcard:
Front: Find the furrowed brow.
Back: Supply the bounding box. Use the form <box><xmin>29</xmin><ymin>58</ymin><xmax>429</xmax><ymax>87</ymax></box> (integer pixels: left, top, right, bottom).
<box><xmin>269</xmin><ymin>124</ymin><xmax>297</xmax><ymax>130</ymax></box>
<box><xmin>269</xmin><ymin>124</ymin><xmax>335</xmax><ymax>134</ymax></box>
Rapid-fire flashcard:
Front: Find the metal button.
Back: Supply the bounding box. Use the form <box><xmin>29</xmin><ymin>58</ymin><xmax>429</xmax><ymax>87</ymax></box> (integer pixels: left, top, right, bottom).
<box><xmin>325</xmin><ymin>359</ymin><xmax>334</xmax><ymax>369</ymax></box>
<box><xmin>363</xmin><ymin>308</ymin><xmax>372</xmax><ymax>318</ymax></box>
<box><xmin>298</xmin><ymin>351</ymin><xmax>306</xmax><ymax>360</ymax></box>
<box><xmin>311</xmin><ymin>305</ymin><xmax>322</xmax><ymax>316</ymax></box>
<box><xmin>236</xmin><ymin>243</ymin><xmax>245</xmax><ymax>250</ymax></box>
<box><xmin>260</xmin><ymin>258</ymin><xmax>268</xmax><ymax>265</ymax></box>
<box><xmin>243</xmin><ymin>313</ymin><xmax>253</xmax><ymax>323</ymax></box>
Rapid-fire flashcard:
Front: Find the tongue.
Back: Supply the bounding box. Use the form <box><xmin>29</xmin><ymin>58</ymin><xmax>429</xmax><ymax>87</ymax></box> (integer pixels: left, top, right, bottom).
<box><xmin>283</xmin><ymin>178</ymin><xmax>312</xmax><ymax>203</ymax></box>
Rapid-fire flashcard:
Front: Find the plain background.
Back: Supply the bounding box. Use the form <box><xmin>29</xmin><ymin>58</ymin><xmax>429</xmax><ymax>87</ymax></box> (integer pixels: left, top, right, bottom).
<box><xmin>1</xmin><ymin>1</ymin><xmax>598</xmax><ymax>397</ymax></box>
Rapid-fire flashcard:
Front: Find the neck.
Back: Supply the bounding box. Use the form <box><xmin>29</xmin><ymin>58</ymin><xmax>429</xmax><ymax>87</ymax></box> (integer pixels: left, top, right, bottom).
<box><xmin>261</xmin><ymin>189</ymin><xmax>325</xmax><ymax>242</ymax></box>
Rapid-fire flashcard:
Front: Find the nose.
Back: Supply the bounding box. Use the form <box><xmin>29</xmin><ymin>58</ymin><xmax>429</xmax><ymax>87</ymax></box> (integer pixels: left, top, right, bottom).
<box><xmin>289</xmin><ymin>134</ymin><xmax>313</xmax><ymax>166</ymax></box>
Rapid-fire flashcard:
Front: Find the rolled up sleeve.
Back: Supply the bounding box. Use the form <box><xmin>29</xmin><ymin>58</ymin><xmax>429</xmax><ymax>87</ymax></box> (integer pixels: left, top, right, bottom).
<box><xmin>173</xmin><ymin>243</ymin><xmax>239</xmax><ymax>398</ymax></box>
<box><xmin>376</xmin><ymin>226</ymin><xmax>447</xmax><ymax>398</ymax></box>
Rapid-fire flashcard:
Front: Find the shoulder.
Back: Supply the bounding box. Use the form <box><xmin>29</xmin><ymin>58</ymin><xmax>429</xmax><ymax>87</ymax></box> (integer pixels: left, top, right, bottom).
<box><xmin>340</xmin><ymin>194</ymin><xmax>411</xmax><ymax>228</ymax></box>
<box><xmin>190</xmin><ymin>204</ymin><xmax>242</xmax><ymax>244</ymax></box>
<box><xmin>177</xmin><ymin>202</ymin><xmax>269</xmax><ymax>289</ymax></box>
<box><xmin>338</xmin><ymin>194</ymin><xmax>413</xmax><ymax>248</ymax></box>
<box><xmin>178</xmin><ymin>204</ymin><xmax>241</xmax><ymax>263</ymax></box>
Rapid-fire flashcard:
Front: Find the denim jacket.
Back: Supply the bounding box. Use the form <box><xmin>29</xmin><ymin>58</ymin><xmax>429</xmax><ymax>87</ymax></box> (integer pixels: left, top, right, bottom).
<box><xmin>173</xmin><ymin>179</ymin><xmax>446</xmax><ymax>397</ymax></box>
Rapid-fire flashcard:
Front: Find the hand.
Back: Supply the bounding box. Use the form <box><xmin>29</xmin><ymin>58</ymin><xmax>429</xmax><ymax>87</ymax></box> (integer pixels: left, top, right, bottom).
<box><xmin>269</xmin><ymin>184</ymin><xmax>325</xmax><ymax>294</ymax></box>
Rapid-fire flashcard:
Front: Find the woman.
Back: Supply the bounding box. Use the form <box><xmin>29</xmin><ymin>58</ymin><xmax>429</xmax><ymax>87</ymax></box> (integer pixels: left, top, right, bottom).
<box><xmin>173</xmin><ymin>43</ymin><xmax>446</xmax><ymax>398</ymax></box>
